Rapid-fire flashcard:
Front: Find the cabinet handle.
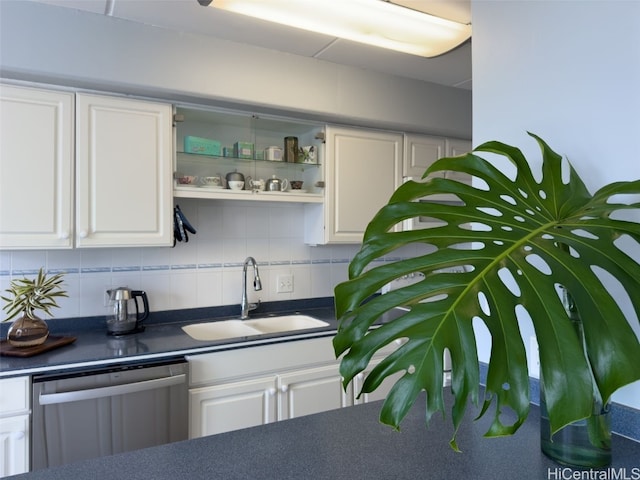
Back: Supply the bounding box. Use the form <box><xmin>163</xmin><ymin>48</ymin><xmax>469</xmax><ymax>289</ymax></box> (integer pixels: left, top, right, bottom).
<box><xmin>59</xmin><ymin>231</ymin><xmax>70</xmax><ymax>240</ymax></box>
<box><xmin>78</xmin><ymin>230</ymin><xmax>88</xmax><ymax>238</ymax></box>
<box><xmin>11</xmin><ymin>431</ymin><xmax>25</xmax><ymax>440</ymax></box>
<box><xmin>266</xmin><ymin>388</ymin><xmax>276</xmax><ymax>397</ymax></box>
<box><xmin>280</xmin><ymin>385</ymin><xmax>289</xmax><ymax>393</ymax></box>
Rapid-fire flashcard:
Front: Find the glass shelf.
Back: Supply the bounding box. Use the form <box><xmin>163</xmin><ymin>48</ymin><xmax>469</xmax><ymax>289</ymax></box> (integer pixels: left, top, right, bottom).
<box><xmin>176</xmin><ymin>151</ymin><xmax>321</xmax><ymax>168</ymax></box>
<box><xmin>173</xmin><ymin>104</ymin><xmax>325</xmax><ymax>203</ymax></box>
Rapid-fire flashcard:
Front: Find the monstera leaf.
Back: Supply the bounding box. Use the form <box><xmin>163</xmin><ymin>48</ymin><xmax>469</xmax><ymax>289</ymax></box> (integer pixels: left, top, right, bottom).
<box><xmin>333</xmin><ymin>133</ymin><xmax>640</xmax><ymax>450</ymax></box>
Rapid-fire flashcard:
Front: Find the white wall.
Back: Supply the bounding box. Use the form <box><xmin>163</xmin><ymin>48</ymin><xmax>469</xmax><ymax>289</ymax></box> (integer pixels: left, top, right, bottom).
<box><xmin>471</xmin><ymin>1</ymin><xmax>640</xmax><ymax>409</ymax></box>
<box><xmin>0</xmin><ymin>1</ymin><xmax>471</xmax><ymax>137</ymax></box>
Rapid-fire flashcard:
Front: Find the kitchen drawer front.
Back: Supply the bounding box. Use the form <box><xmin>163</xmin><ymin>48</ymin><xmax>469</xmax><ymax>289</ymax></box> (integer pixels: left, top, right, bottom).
<box><xmin>187</xmin><ymin>336</ymin><xmax>336</xmax><ymax>386</ymax></box>
<box><xmin>0</xmin><ymin>377</ymin><xmax>29</xmax><ymax>416</ymax></box>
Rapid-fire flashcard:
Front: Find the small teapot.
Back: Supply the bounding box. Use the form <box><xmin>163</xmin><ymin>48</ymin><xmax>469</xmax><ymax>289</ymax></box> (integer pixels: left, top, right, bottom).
<box><xmin>265</xmin><ymin>175</ymin><xmax>289</xmax><ymax>192</ymax></box>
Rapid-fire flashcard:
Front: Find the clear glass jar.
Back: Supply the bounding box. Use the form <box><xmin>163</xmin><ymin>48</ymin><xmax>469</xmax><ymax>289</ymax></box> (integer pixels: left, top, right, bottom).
<box><xmin>540</xmin><ymin>287</ymin><xmax>611</xmax><ymax>467</ymax></box>
<box><xmin>7</xmin><ymin>314</ymin><xmax>49</xmax><ymax>347</ymax></box>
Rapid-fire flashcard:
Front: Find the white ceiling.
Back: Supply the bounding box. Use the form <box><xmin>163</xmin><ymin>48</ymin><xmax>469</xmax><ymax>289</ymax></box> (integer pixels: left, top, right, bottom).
<box><xmin>28</xmin><ymin>0</ymin><xmax>472</xmax><ymax>90</ymax></box>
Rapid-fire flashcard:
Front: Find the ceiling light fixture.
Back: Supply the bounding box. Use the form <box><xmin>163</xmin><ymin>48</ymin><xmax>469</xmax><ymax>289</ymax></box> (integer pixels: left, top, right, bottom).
<box><xmin>197</xmin><ymin>0</ymin><xmax>471</xmax><ymax>58</ymax></box>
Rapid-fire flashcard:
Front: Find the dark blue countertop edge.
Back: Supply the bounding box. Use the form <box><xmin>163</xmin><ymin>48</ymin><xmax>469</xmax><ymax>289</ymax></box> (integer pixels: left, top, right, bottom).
<box><xmin>10</xmin><ymin>389</ymin><xmax>640</xmax><ymax>480</ymax></box>
<box><xmin>0</xmin><ymin>297</ymin><xmax>341</xmax><ymax>377</ymax></box>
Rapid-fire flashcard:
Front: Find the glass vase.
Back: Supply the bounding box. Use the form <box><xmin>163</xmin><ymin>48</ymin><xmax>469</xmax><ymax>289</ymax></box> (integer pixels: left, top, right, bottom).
<box><xmin>540</xmin><ymin>287</ymin><xmax>611</xmax><ymax>468</ymax></box>
<box><xmin>7</xmin><ymin>314</ymin><xmax>50</xmax><ymax>347</ymax></box>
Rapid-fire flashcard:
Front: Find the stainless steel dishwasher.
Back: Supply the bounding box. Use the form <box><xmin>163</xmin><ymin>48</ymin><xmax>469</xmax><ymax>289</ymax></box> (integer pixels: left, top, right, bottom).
<box><xmin>32</xmin><ymin>360</ymin><xmax>188</xmax><ymax>471</ymax></box>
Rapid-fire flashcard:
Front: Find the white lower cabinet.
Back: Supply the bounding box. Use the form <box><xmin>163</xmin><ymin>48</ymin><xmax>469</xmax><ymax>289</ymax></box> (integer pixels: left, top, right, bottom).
<box><xmin>0</xmin><ymin>416</ymin><xmax>29</xmax><ymax>478</ymax></box>
<box><xmin>0</xmin><ymin>377</ymin><xmax>30</xmax><ymax>477</ymax></box>
<box><xmin>352</xmin><ymin>355</ymin><xmax>404</xmax><ymax>405</ymax></box>
<box><xmin>189</xmin><ymin>375</ymin><xmax>278</xmax><ymax>437</ymax></box>
<box><xmin>187</xmin><ymin>337</ymin><xmax>352</xmax><ymax>439</ymax></box>
<box><xmin>278</xmin><ymin>363</ymin><xmax>350</xmax><ymax>420</ymax></box>
<box><xmin>187</xmin><ymin>336</ymin><xmax>406</xmax><ymax>439</ymax></box>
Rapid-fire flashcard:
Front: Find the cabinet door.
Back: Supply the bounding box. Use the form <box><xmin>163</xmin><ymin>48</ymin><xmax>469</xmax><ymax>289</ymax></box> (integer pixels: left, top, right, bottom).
<box><xmin>350</xmin><ymin>341</ymin><xmax>404</xmax><ymax>405</ymax></box>
<box><xmin>0</xmin><ymin>84</ymin><xmax>74</xmax><ymax>249</ymax></box>
<box><xmin>310</xmin><ymin>126</ymin><xmax>402</xmax><ymax>244</ymax></box>
<box><xmin>189</xmin><ymin>376</ymin><xmax>278</xmax><ymax>438</ymax></box>
<box><xmin>0</xmin><ymin>415</ymin><xmax>29</xmax><ymax>477</ymax></box>
<box><xmin>403</xmin><ymin>134</ymin><xmax>446</xmax><ymax>179</ymax></box>
<box><xmin>75</xmin><ymin>93</ymin><xmax>173</xmax><ymax>247</ymax></box>
<box><xmin>352</xmin><ymin>358</ymin><xmax>405</xmax><ymax>405</ymax></box>
<box><xmin>445</xmin><ymin>138</ymin><xmax>473</xmax><ymax>185</ymax></box>
<box><xmin>278</xmin><ymin>364</ymin><xmax>352</xmax><ymax>420</ymax></box>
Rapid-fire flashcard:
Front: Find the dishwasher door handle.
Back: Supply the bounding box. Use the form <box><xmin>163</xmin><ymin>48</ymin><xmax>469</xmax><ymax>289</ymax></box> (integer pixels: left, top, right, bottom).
<box><xmin>38</xmin><ymin>374</ymin><xmax>187</xmax><ymax>405</ymax></box>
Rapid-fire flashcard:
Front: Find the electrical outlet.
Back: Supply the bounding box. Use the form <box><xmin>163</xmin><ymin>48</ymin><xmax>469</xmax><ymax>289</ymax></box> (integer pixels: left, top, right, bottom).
<box><xmin>277</xmin><ymin>274</ymin><xmax>293</xmax><ymax>293</ymax></box>
<box><xmin>529</xmin><ymin>335</ymin><xmax>540</xmax><ymax>378</ymax></box>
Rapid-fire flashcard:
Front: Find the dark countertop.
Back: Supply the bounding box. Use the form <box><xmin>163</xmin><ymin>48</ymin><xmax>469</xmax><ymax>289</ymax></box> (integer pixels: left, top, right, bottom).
<box><xmin>0</xmin><ymin>298</ymin><xmax>347</xmax><ymax>377</ymax></box>
<box><xmin>12</xmin><ymin>391</ymin><xmax>640</xmax><ymax>480</ymax></box>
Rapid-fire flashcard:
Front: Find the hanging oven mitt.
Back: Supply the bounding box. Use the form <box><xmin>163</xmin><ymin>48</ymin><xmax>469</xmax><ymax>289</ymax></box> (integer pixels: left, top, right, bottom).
<box><xmin>173</xmin><ymin>205</ymin><xmax>197</xmax><ymax>245</ymax></box>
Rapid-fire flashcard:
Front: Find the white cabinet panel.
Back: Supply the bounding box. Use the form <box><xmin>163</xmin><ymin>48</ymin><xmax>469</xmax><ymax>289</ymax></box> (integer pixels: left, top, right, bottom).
<box><xmin>0</xmin><ymin>415</ymin><xmax>29</xmax><ymax>478</ymax></box>
<box><xmin>278</xmin><ymin>364</ymin><xmax>351</xmax><ymax>420</ymax></box>
<box><xmin>305</xmin><ymin>125</ymin><xmax>402</xmax><ymax>244</ymax></box>
<box><xmin>189</xmin><ymin>376</ymin><xmax>278</xmax><ymax>438</ymax></box>
<box><xmin>403</xmin><ymin>134</ymin><xmax>446</xmax><ymax>179</ymax></box>
<box><xmin>0</xmin><ymin>84</ymin><xmax>74</xmax><ymax>249</ymax></box>
<box><xmin>187</xmin><ymin>337</ymin><xmax>351</xmax><ymax>438</ymax></box>
<box><xmin>75</xmin><ymin>93</ymin><xmax>173</xmax><ymax>247</ymax></box>
<box><xmin>0</xmin><ymin>377</ymin><xmax>29</xmax><ymax>415</ymax></box>
<box><xmin>0</xmin><ymin>376</ymin><xmax>30</xmax><ymax>477</ymax></box>
<box><xmin>402</xmin><ymin>135</ymin><xmax>472</xmax><ymax>230</ymax></box>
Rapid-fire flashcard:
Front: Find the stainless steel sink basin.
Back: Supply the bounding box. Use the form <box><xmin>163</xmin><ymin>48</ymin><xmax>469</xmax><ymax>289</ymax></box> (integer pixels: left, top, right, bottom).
<box><xmin>181</xmin><ymin>315</ymin><xmax>329</xmax><ymax>341</ymax></box>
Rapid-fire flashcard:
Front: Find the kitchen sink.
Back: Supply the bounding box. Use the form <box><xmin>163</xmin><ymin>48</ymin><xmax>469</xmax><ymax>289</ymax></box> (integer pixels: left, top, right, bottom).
<box><xmin>244</xmin><ymin>315</ymin><xmax>329</xmax><ymax>334</ymax></box>
<box><xmin>181</xmin><ymin>320</ymin><xmax>261</xmax><ymax>341</ymax></box>
<box><xmin>181</xmin><ymin>315</ymin><xmax>329</xmax><ymax>341</ymax></box>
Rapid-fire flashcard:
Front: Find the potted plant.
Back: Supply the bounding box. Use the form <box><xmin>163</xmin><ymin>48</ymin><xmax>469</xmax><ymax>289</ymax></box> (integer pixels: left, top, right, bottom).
<box><xmin>1</xmin><ymin>268</ymin><xmax>68</xmax><ymax>347</ymax></box>
<box><xmin>333</xmin><ymin>133</ymin><xmax>640</xmax><ymax>467</ymax></box>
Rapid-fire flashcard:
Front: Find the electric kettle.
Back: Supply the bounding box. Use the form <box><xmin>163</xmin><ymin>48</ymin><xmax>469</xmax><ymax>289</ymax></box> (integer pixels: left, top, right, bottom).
<box><xmin>106</xmin><ymin>287</ymin><xmax>149</xmax><ymax>335</ymax></box>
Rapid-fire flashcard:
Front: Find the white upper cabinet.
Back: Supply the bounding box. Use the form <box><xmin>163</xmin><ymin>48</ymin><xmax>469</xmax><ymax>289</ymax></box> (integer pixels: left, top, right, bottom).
<box><xmin>443</xmin><ymin>137</ymin><xmax>473</xmax><ymax>185</ymax></box>
<box><xmin>305</xmin><ymin>125</ymin><xmax>403</xmax><ymax>244</ymax></box>
<box><xmin>403</xmin><ymin>134</ymin><xmax>446</xmax><ymax>179</ymax></box>
<box><xmin>75</xmin><ymin>93</ymin><xmax>173</xmax><ymax>247</ymax></box>
<box><xmin>403</xmin><ymin>134</ymin><xmax>472</xmax><ymax>181</ymax></box>
<box><xmin>0</xmin><ymin>84</ymin><xmax>74</xmax><ymax>249</ymax></box>
<box><xmin>402</xmin><ymin>134</ymin><xmax>472</xmax><ymax>230</ymax></box>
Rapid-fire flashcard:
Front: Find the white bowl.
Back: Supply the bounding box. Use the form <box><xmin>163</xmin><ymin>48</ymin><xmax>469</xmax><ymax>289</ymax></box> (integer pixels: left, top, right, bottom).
<box><xmin>228</xmin><ymin>181</ymin><xmax>245</xmax><ymax>191</ymax></box>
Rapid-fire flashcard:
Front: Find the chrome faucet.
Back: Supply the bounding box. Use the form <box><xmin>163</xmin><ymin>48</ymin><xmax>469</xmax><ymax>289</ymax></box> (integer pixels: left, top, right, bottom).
<box><xmin>240</xmin><ymin>256</ymin><xmax>262</xmax><ymax>319</ymax></box>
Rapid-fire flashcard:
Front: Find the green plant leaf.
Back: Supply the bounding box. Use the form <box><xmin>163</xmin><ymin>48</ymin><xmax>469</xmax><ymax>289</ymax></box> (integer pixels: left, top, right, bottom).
<box><xmin>2</xmin><ymin>268</ymin><xmax>68</xmax><ymax>321</ymax></box>
<box><xmin>334</xmin><ymin>133</ymin><xmax>640</xmax><ymax>448</ymax></box>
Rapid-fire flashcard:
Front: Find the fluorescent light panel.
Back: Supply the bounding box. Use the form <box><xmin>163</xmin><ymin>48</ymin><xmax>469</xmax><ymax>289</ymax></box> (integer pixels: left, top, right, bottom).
<box><xmin>206</xmin><ymin>0</ymin><xmax>471</xmax><ymax>58</ymax></box>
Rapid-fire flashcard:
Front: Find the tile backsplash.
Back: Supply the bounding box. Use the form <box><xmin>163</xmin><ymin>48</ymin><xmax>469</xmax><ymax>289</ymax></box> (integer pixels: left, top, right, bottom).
<box><xmin>0</xmin><ymin>199</ymin><xmax>426</xmax><ymax>321</ymax></box>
